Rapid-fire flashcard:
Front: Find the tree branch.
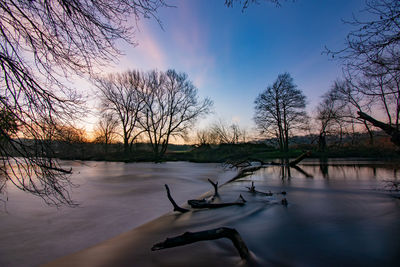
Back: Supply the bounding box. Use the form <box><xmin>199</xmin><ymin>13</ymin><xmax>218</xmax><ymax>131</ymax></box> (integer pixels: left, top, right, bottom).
<box><xmin>164</xmin><ymin>184</ymin><xmax>189</xmax><ymax>213</ymax></box>
<box><xmin>151</xmin><ymin>227</ymin><xmax>250</xmax><ymax>260</ymax></box>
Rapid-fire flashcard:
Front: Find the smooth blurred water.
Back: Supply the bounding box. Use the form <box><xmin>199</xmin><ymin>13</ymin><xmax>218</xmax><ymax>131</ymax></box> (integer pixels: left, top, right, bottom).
<box><xmin>1</xmin><ymin>159</ymin><xmax>399</xmax><ymax>267</ymax></box>
<box><xmin>0</xmin><ymin>161</ymin><xmax>231</xmax><ymax>267</ymax></box>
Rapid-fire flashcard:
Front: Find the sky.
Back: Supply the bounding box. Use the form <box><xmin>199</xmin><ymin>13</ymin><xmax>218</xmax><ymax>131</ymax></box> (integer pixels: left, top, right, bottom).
<box><xmin>83</xmin><ymin>0</ymin><xmax>370</xmax><ymax>138</ymax></box>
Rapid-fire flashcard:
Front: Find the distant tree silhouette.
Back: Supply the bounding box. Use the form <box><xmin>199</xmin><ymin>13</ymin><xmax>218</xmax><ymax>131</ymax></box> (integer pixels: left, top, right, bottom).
<box><xmin>93</xmin><ymin>113</ymin><xmax>119</xmax><ymax>153</ymax></box>
<box><xmin>0</xmin><ymin>0</ymin><xmax>167</xmax><ymax>205</ymax></box>
<box><xmin>254</xmin><ymin>73</ymin><xmax>307</xmax><ymax>152</ymax></box>
<box><xmin>140</xmin><ymin>70</ymin><xmax>212</xmax><ymax>160</ymax></box>
<box><xmin>315</xmin><ymin>87</ymin><xmax>348</xmax><ymax>150</ymax></box>
<box><xmin>208</xmin><ymin>120</ymin><xmax>246</xmax><ymax>145</ymax></box>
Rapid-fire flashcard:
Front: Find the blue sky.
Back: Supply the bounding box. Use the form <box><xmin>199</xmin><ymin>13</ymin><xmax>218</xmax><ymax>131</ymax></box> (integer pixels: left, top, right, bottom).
<box><xmin>102</xmin><ymin>0</ymin><xmax>369</xmax><ymax>134</ymax></box>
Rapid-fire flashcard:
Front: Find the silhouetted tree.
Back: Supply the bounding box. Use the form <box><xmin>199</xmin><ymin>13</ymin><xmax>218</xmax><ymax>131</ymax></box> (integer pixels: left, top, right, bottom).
<box><xmin>93</xmin><ymin>113</ymin><xmax>119</xmax><ymax>153</ymax></box>
<box><xmin>330</xmin><ymin>78</ymin><xmax>375</xmax><ymax>145</ymax></box>
<box><xmin>195</xmin><ymin>129</ymin><xmax>215</xmax><ymax>147</ymax></box>
<box><xmin>315</xmin><ymin>88</ymin><xmax>348</xmax><ymax>150</ymax></box>
<box><xmin>209</xmin><ymin>120</ymin><xmax>246</xmax><ymax>145</ymax></box>
<box><xmin>327</xmin><ymin>0</ymin><xmax>400</xmax><ymax>147</ymax></box>
<box><xmin>254</xmin><ymin>73</ymin><xmax>307</xmax><ymax>152</ymax></box>
<box><xmin>140</xmin><ymin>70</ymin><xmax>212</xmax><ymax>160</ymax></box>
<box><xmin>0</xmin><ymin>0</ymin><xmax>166</xmax><ymax>205</ymax></box>
<box><xmin>96</xmin><ymin>71</ymin><xmax>145</xmax><ymax>154</ymax></box>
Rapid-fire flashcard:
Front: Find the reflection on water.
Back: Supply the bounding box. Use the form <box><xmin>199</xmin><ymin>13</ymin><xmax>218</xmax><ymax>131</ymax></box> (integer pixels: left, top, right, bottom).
<box><xmin>2</xmin><ymin>159</ymin><xmax>400</xmax><ymax>267</ymax></box>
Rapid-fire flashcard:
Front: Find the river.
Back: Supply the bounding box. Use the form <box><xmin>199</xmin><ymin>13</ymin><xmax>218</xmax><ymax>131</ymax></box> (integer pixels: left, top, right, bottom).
<box><xmin>1</xmin><ymin>159</ymin><xmax>399</xmax><ymax>266</ymax></box>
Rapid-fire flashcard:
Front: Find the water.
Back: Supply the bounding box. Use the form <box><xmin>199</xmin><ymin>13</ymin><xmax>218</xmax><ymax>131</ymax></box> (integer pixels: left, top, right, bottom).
<box><xmin>1</xmin><ymin>159</ymin><xmax>399</xmax><ymax>266</ymax></box>
<box><xmin>0</xmin><ymin>161</ymin><xmax>232</xmax><ymax>267</ymax></box>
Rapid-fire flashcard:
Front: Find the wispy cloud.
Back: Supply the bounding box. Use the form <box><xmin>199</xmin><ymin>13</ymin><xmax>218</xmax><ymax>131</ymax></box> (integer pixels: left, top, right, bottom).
<box><xmin>135</xmin><ymin>23</ymin><xmax>167</xmax><ymax>69</ymax></box>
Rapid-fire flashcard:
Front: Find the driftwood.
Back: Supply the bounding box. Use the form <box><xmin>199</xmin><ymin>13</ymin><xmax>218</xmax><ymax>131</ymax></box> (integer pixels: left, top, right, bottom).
<box><xmin>165</xmin><ymin>184</ymin><xmax>189</xmax><ymax>213</ymax></box>
<box><xmin>289</xmin><ymin>151</ymin><xmax>312</xmax><ymax>166</ymax></box>
<box><xmin>208</xmin><ymin>179</ymin><xmax>219</xmax><ymax>196</ymax></box>
<box><xmin>382</xmin><ymin>180</ymin><xmax>400</xmax><ymax>192</ymax></box>
<box><xmin>269</xmin><ymin>151</ymin><xmax>312</xmax><ymax>167</ymax></box>
<box><xmin>224</xmin><ymin>159</ymin><xmax>252</xmax><ymax>169</ymax></box>
<box><xmin>246</xmin><ymin>181</ymin><xmax>286</xmax><ymax>196</ymax></box>
<box><xmin>224</xmin><ymin>158</ymin><xmax>268</xmax><ymax>169</ymax></box>
<box><xmin>151</xmin><ymin>227</ymin><xmax>250</xmax><ymax>260</ymax></box>
<box><xmin>188</xmin><ymin>194</ymin><xmax>246</xmax><ymax>209</ymax></box>
<box><xmin>225</xmin><ymin>165</ymin><xmax>263</xmax><ymax>184</ymax></box>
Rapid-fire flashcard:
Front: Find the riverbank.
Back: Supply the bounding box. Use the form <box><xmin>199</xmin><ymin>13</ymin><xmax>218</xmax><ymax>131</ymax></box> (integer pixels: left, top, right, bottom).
<box><xmin>55</xmin><ymin>142</ymin><xmax>400</xmax><ymax>163</ymax></box>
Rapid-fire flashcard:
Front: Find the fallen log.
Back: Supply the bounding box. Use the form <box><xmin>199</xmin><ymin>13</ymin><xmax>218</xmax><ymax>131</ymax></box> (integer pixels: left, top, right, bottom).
<box><xmin>208</xmin><ymin>178</ymin><xmax>219</xmax><ymax>196</ymax></box>
<box><xmin>289</xmin><ymin>151</ymin><xmax>311</xmax><ymax>166</ymax></box>
<box><xmin>188</xmin><ymin>194</ymin><xmax>246</xmax><ymax>209</ymax></box>
<box><xmin>246</xmin><ymin>181</ymin><xmax>286</xmax><ymax>196</ymax></box>
<box><xmin>151</xmin><ymin>227</ymin><xmax>250</xmax><ymax>260</ymax></box>
<box><xmin>164</xmin><ymin>184</ymin><xmax>189</xmax><ymax>213</ymax></box>
<box><xmin>225</xmin><ymin>165</ymin><xmax>263</xmax><ymax>184</ymax></box>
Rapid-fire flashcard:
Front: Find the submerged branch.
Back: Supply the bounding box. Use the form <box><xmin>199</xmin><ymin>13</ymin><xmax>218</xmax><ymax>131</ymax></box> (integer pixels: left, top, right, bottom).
<box><xmin>246</xmin><ymin>181</ymin><xmax>286</xmax><ymax>196</ymax></box>
<box><xmin>188</xmin><ymin>194</ymin><xmax>246</xmax><ymax>209</ymax></box>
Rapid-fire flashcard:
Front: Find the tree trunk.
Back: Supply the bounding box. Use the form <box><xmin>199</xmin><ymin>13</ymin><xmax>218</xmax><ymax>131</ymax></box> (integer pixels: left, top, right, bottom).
<box><xmin>358</xmin><ymin>111</ymin><xmax>400</xmax><ymax>147</ymax></box>
<box><xmin>318</xmin><ymin>132</ymin><xmax>326</xmax><ymax>151</ymax></box>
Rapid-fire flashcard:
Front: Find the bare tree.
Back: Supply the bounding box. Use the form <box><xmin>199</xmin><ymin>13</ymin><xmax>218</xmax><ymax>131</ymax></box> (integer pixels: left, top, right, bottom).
<box><xmin>254</xmin><ymin>73</ymin><xmax>307</xmax><ymax>152</ymax></box>
<box><xmin>96</xmin><ymin>71</ymin><xmax>145</xmax><ymax>154</ymax></box>
<box><xmin>315</xmin><ymin>87</ymin><xmax>348</xmax><ymax>150</ymax></box>
<box><xmin>195</xmin><ymin>129</ymin><xmax>214</xmax><ymax>147</ymax></box>
<box><xmin>330</xmin><ymin>78</ymin><xmax>376</xmax><ymax>144</ymax></box>
<box><xmin>326</xmin><ymin>0</ymin><xmax>400</xmax><ymax>147</ymax></box>
<box><xmin>0</xmin><ymin>0</ymin><xmax>167</xmax><ymax>205</ymax></box>
<box><xmin>209</xmin><ymin>120</ymin><xmax>246</xmax><ymax>145</ymax></box>
<box><xmin>140</xmin><ymin>69</ymin><xmax>212</xmax><ymax>160</ymax></box>
<box><xmin>93</xmin><ymin>113</ymin><xmax>119</xmax><ymax>153</ymax></box>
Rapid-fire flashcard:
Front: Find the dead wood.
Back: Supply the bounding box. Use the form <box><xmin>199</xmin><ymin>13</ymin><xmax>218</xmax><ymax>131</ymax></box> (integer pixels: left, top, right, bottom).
<box><xmin>289</xmin><ymin>151</ymin><xmax>312</xmax><ymax>166</ymax></box>
<box><xmin>188</xmin><ymin>194</ymin><xmax>246</xmax><ymax>209</ymax></box>
<box><xmin>208</xmin><ymin>178</ymin><xmax>219</xmax><ymax>196</ymax></box>
<box><xmin>382</xmin><ymin>180</ymin><xmax>400</xmax><ymax>192</ymax></box>
<box><xmin>151</xmin><ymin>227</ymin><xmax>250</xmax><ymax>260</ymax></box>
<box><xmin>225</xmin><ymin>165</ymin><xmax>263</xmax><ymax>184</ymax></box>
<box><xmin>246</xmin><ymin>181</ymin><xmax>286</xmax><ymax>196</ymax></box>
<box><xmin>223</xmin><ymin>159</ymin><xmax>252</xmax><ymax>169</ymax></box>
<box><xmin>224</xmin><ymin>158</ymin><xmax>268</xmax><ymax>170</ymax></box>
<box><xmin>164</xmin><ymin>184</ymin><xmax>189</xmax><ymax>213</ymax></box>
